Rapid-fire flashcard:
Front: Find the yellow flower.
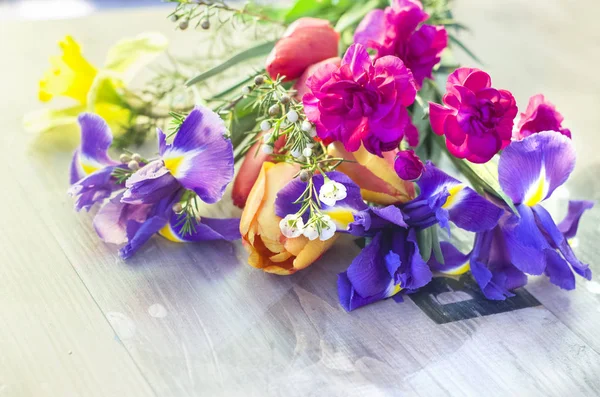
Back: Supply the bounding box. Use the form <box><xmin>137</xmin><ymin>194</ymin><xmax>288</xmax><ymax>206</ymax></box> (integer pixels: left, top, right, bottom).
<box><xmin>26</xmin><ymin>33</ymin><xmax>168</xmax><ymax>149</ymax></box>
<box><xmin>38</xmin><ymin>36</ymin><xmax>97</xmax><ymax>105</ymax></box>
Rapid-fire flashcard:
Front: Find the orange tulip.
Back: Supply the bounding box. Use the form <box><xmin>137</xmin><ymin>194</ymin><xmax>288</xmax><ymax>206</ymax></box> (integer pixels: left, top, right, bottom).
<box><xmin>294</xmin><ymin>57</ymin><xmax>341</xmax><ymax>100</ymax></box>
<box><xmin>240</xmin><ymin>162</ymin><xmax>338</xmax><ymax>275</ymax></box>
<box><xmin>266</xmin><ymin>18</ymin><xmax>340</xmax><ymax>82</ymax></box>
<box><xmin>328</xmin><ymin>142</ymin><xmax>416</xmax><ymax>205</ymax></box>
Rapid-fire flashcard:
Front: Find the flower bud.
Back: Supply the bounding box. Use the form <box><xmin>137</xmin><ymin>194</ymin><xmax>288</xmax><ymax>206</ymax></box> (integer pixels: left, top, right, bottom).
<box><xmin>299</xmin><ymin>169</ymin><xmax>312</xmax><ymax>182</ymax></box>
<box><xmin>260</xmin><ymin>120</ymin><xmax>271</xmax><ymax>132</ymax></box>
<box><xmin>170</xmin><ymin>15</ymin><xmax>179</xmax><ymax>23</ymax></box>
<box><xmin>242</xmin><ymin>85</ymin><xmax>252</xmax><ymax>95</ymax></box>
<box><xmin>172</xmin><ymin>202</ymin><xmax>184</xmax><ymax>213</ymax></box>
<box><xmin>287</xmin><ymin>110</ymin><xmax>299</xmax><ymax>123</ymax></box>
<box><xmin>179</xmin><ymin>20</ymin><xmax>189</xmax><ymax>30</ymax></box>
<box><xmin>302</xmin><ymin>147</ymin><xmax>313</xmax><ymax>157</ymax></box>
<box><xmin>265</xmin><ymin>18</ymin><xmax>340</xmax><ymax>81</ymax></box>
<box><xmin>268</xmin><ymin>104</ymin><xmax>280</xmax><ymax>116</ymax></box>
<box><xmin>290</xmin><ymin>148</ymin><xmax>302</xmax><ymax>158</ymax></box>
<box><xmin>254</xmin><ymin>75</ymin><xmax>265</xmax><ymax>86</ymax></box>
<box><xmin>280</xmin><ymin>94</ymin><xmax>291</xmax><ymax>105</ymax></box>
<box><xmin>131</xmin><ymin>153</ymin><xmax>142</xmax><ymax>162</ymax></box>
<box><xmin>200</xmin><ymin>19</ymin><xmax>210</xmax><ymax>30</ymax></box>
<box><xmin>301</xmin><ymin>120</ymin><xmax>312</xmax><ymax>132</ymax></box>
<box><xmin>262</xmin><ymin>144</ymin><xmax>274</xmax><ymax>154</ymax></box>
<box><xmin>119</xmin><ymin>154</ymin><xmax>131</xmax><ymax>163</ymax></box>
<box><xmin>394</xmin><ymin>150</ymin><xmax>424</xmax><ymax>181</ymax></box>
<box><xmin>128</xmin><ymin>160</ymin><xmax>140</xmax><ymax>171</ymax></box>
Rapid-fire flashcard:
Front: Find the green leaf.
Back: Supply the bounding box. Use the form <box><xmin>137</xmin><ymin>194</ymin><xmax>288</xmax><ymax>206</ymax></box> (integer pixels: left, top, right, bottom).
<box><xmin>284</xmin><ymin>0</ymin><xmax>354</xmax><ymax>24</ymax></box>
<box><xmin>185</xmin><ymin>41</ymin><xmax>276</xmax><ymax>87</ymax></box>
<box><xmin>104</xmin><ymin>32</ymin><xmax>168</xmax><ymax>83</ymax></box>
<box><xmin>431</xmin><ymin>226</ymin><xmax>445</xmax><ymax>265</ymax></box>
<box><xmin>448</xmin><ymin>34</ymin><xmax>483</xmax><ymax>65</ymax></box>
<box><xmin>418</xmin><ymin>228</ymin><xmax>433</xmax><ymax>262</ymax></box>
<box><xmin>334</xmin><ymin>0</ymin><xmax>381</xmax><ymax>32</ymax></box>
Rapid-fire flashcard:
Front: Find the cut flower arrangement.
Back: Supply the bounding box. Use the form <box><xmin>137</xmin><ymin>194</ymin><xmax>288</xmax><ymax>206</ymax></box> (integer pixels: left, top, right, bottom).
<box><xmin>33</xmin><ymin>0</ymin><xmax>594</xmax><ymax>311</ymax></box>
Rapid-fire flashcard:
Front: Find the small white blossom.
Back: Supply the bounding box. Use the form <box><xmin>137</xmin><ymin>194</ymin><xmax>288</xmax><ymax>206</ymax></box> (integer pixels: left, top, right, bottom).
<box><xmin>302</xmin><ymin>223</ymin><xmax>319</xmax><ymax>241</ymax></box>
<box><xmin>319</xmin><ymin>180</ymin><xmax>348</xmax><ymax>207</ymax></box>
<box><xmin>287</xmin><ymin>110</ymin><xmax>299</xmax><ymax>123</ymax></box>
<box><xmin>301</xmin><ymin>120</ymin><xmax>313</xmax><ymax>132</ymax></box>
<box><xmin>279</xmin><ymin>214</ymin><xmax>305</xmax><ymax>238</ymax></box>
<box><xmin>319</xmin><ymin>215</ymin><xmax>336</xmax><ymax>241</ymax></box>
<box><xmin>242</xmin><ymin>86</ymin><xmax>252</xmax><ymax>95</ymax></box>
<box><xmin>262</xmin><ymin>144</ymin><xmax>274</xmax><ymax>154</ymax></box>
<box><xmin>309</xmin><ymin>127</ymin><xmax>317</xmax><ymax>138</ymax></box>
<box><xmin>302</xmin><ymin>147</ymin><xmax>313</xmax><ymax>157</ymax></box>
<box><xmin>262</xmin><ymin>131</ymin><xmax>273</xmax><ymax>143</ymax></box>
<box><xmin>260</xmin><ymin>120</ymin><xmax>271</xmax><ymax>132</ymax></box>
<box><xmin>290</xmin><ymin>148</ymin><xmax>302</xmax><ymax>158</ymax></box>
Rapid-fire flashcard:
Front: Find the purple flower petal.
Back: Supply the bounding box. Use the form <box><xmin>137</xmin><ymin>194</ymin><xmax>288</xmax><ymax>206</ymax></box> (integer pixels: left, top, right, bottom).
<box><xmin>544</xmin><ymin>249</ymin><xmax>576</xmax><ymax>290</ymax></box>
<box><xmin>446</xmin><ymin>186</ymin><xmax>503</xmax><ymax>232</ymax></box>
<box><xmin>558</xmin><ymin>200</ymin><xmax>594</xmax><ymax>239</ymax></box>
<box><xmin>499</xmin><ymin>131</ymin><xmax>576</xmax><ymax>206</ymax></box>
<box><xmin>161</xmin><ymin>215</ymin><xmax>241</xmax><ymax>242</ymax></box>
<box><xmin>93</xmin><ymin>193</ymin><xmax>153</xmax><ymax>244</ymax></box>
<box><xmin>337</xmin><ymin>272</ymin><xmax>399</xmax><ymax>312</ymax></box>
<box><xmin>122</xmin><ymin>160</ymin><xmax>180</xmax><ymax>205</ymax></box>
<box><xmin>344</xmin><ymin>232</ymin><xmax>392</xmax><ymax>298</ymax></box>
<box><xmin>71</xmin><ymin>113</ymin><xmax>118</xmax><ymax>184</ymax></box>
<box><xmin>68</xmin><ymin>166</ymin><xmax>118</xmax><ymax>211</ymax></box>
<box><xmin>428</xmin><ymin>241</ymin><xmax>470</xmax><ymax>275</ymax></box>
<box><xmin>502</xmin><ymin>205</ymin><xmax>549</xmax><ymax>275</ymax></box>
<box><xmin>161</xmin><ymin>106</ymin><xmax>234</xmax><ymax>204</ymax></box>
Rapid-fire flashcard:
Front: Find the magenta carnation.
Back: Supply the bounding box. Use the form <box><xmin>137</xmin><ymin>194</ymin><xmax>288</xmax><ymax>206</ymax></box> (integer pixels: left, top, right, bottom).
<box><xmin>514</xmin><ymin>94</ymin><xmax>571</xmax><ymax>140</ymax></box>
<box><xmin>429</xmin><ymin>67</ymin><xmax>518</xmax><ymax>164</ymax></box>
<box><xmin>354</xmin><ymin>0</ymin><xmax>448</xmax><ymax>88</ymax></box>
<box><xmin>302</xmin><ymin>43</ymin><xmax>418</xmax><ymax>157</ymax></box>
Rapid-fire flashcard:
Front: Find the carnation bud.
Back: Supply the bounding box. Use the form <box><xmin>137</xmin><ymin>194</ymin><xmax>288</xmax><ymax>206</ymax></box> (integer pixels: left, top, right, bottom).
<box><xmin>179</xmin><ymin>20</ymin><xmax>189</xmax><ymax>30</ymax></box>
<box><xmin>286</xmin><ymin>110</ymin><xmax>299</xmax><ymax>123</ymax></box>
<box><xmin>394</xmin><ymin>150</ymin><xmax>424</xmax><ymax>181</ymax></box>
<box><xmin>172</xmin><ymin>202</ymin><xmax>184</xmax><ymax>213</ymax></box>
<box><xmin>302</xmin><ymin>147</ymin><xmax>313</xmax><ymax>157</ymax></box>
<box><xmin>260</xmin><ymin>120</ymin><xmax>271</xmax><ymax>132</ymax></box>
<box><xmin>299</xmin><ymin>170</ymin><xmax>312</xmax><ymax>182</ymax></box>
<box><xmin>280</xmin><ymin>94</ymin><xmax>291</xmax><ymax>105</ymax></box>
<box><xmin>119</xmin><ymin>154</ymin><xmax>131</xmax><ymax>163</ymax></box>
<box><xmin>268</xmin><ymin>104</ymin><xmax>280</xmax><ymax>116</ymax></box>
<box><xmin>242</xmin><ymin>85</ymin><xmax>252</xmax><ymax>95</ymax></box>
<box><xmin>301</xmin><ymin>120</ymin><xmax>312</xmax><ymax>132</ymax></box>
<box><xmin>200</xmin><ymin>19</ymin><xmax>210</xmax><ymax>30</ymax></box>
<box><xmin>254</xmin><ymin>75</ymin><xmax>265</xmax><ymax>86</ymax></box>
<box><xmin>128</xmin><ymin>160</ymin><xmax>140</xmax><ymax>171</ymax></box>
<box><xmin>262</xmin><ymin>144</ymin><xmax>274</xmax><ymax>154</ymax></box>
<box><xmin>131</xmin><ymin>153</ymin><xmax>142</xmax><ymax>162</ymax></box>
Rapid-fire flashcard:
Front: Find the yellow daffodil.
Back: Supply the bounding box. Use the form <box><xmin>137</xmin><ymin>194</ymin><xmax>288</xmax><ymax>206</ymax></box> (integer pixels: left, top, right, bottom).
<box><xmin>25</xmin><ymin>32</ymin><xmax>168</xmax><ymax>149</ymax></box>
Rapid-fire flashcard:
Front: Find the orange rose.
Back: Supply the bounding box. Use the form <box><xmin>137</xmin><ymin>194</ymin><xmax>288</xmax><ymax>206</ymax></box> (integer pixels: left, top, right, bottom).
<box><xmin>240</xmin><ymin>162</ymin><xmax>338</xmax><ymax>275</ymax></box>
<box><xmin>328</xmin><ymin>142</ymin><xmax>415</xmax><ymax>205</ymax></box>
<box><xmin>266</xmin><ymin>18</ymin><xmax>339</xmax><ymax>82</ymax></box>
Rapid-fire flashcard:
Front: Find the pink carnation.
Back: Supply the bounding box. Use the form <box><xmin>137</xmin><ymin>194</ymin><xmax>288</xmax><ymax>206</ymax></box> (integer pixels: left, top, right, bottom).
<box><xmin>514</xmin><ymin>94</ymin><xmax>571</xmax><ymax>140</ymax></box>
<box><xmin>429</xmin><ymin>67</ymin><xmax>518</xmax><ymax>164</ymax></box>
<box><xmin>354</xmin><ymin>0</ymin><xmax>448</xmax><ymax>88</ymax></box>
<box><xmin>302</xmin><ymin>43</ymin><xmax>417</xmax><ymax>157</ymax></box>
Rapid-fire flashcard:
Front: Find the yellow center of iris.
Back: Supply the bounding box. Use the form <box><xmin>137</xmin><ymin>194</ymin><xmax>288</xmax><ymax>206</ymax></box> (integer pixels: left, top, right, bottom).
<box><xmin>163</xmin><ymin>156</ymin><xmax>184</xmax><ymax>177</ymax></box>
<box><xmin>442</xmin><ymin>184</ymin><xmax>465</xmax><ymax>209</ymax></box>
<box><xmin>158</xmin><ymin>224</ymin><xmax>182</xmax><ymax>242</ymax></box>
<box><xmin>325</xmin><ymin>209</ymin><xmax>355</xmax><ymax>229</ymax></box>
<box><xmin>524</xmin><ymin>168</ymin><xmax>547</xmax><ymax>207</ymax></box>
<box><xmin>81</xmin><ymin>162</ymin><xmax>99</xmax><ymax>176</ymax></box>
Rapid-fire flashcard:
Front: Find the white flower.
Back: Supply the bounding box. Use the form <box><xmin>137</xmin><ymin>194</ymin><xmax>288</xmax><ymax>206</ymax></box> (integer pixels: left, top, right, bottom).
<box><xmin>262</xmin><ymin>144</ymin><xmax>274</xmax><ymax>154</ymax></box>
<box><xmin>287</xmin><ymin>110</ymin><xmax>299</xmax><ymax>123</ymax></box>
<box><xmin>319</xmin><ymin>180</ymin><xmax>348</xmax><ymax>207</ymax></box>
<box><xmin>262</xmin><ymin>131</ymin><xmax>273</xmax><ymax>143</ymax></box>
<box><xmin>260</xmin><ymin>120</ymin><xmax>271</xmax><ymax>131</ymax></box>
<box><xmin>302</xmin><ymin>223</ymin><xmax>319</xmax><ymax>241</ymax></box>
<box><xmin>309</xmin><ymin>127</ymin><xmax>317</xmax><ymax>138</ymax></box>
<box><xmin>301</xmin><ymin>120</ymin><xmax>313</xmax><ymax>132</ymax></box>
<box><xmin>290</xmin><ymin>148</ymin><xmax>302</xmax><ymax>158</ymax></box>
<box><xmin>302</xmin><ymin>147</ymin><xmax>313</xmax><ymax>157</ymax></box>
<box><xmin>279</xmin><ymin>214</ymin><xmax>305</xmax><ymax>238</ymax></box>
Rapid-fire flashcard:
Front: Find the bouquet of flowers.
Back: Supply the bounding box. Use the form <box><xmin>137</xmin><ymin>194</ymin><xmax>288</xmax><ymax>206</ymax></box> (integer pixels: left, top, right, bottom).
<box><xmin>33</xmin><ymin>0</ymin><xmax>594</xmax><ymax>311</ymax></box>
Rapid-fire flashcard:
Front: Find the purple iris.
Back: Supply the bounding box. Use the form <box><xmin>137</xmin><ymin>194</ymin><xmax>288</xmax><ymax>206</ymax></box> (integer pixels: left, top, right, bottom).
<box><xmin>431</xmin><ymin>131</ymin><xmax>593</xmax><ymax>299</ymax></box>
<box><xmin>339</xmin><ymin>164</ymin><xmax>503</xmax><ymax>311</ymax></box>
<box><xmin>68</xmin><ymin>108</ymin><xmax>241</xmax><ymax>259</ymax></box>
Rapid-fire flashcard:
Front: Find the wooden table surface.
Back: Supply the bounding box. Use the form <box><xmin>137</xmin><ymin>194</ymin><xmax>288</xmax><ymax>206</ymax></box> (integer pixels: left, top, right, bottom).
<box><xmin>1</xmin><ymin>1</ymin><xmax>600</xmax><ymax>396</ymax></box>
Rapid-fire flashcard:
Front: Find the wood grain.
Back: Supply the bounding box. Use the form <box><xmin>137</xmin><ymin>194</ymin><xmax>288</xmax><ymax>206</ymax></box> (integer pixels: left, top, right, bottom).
<box><xmin>1</xmin><ymin>2</ymin><xmax>600</xmax><ymax>396</ymax></box>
